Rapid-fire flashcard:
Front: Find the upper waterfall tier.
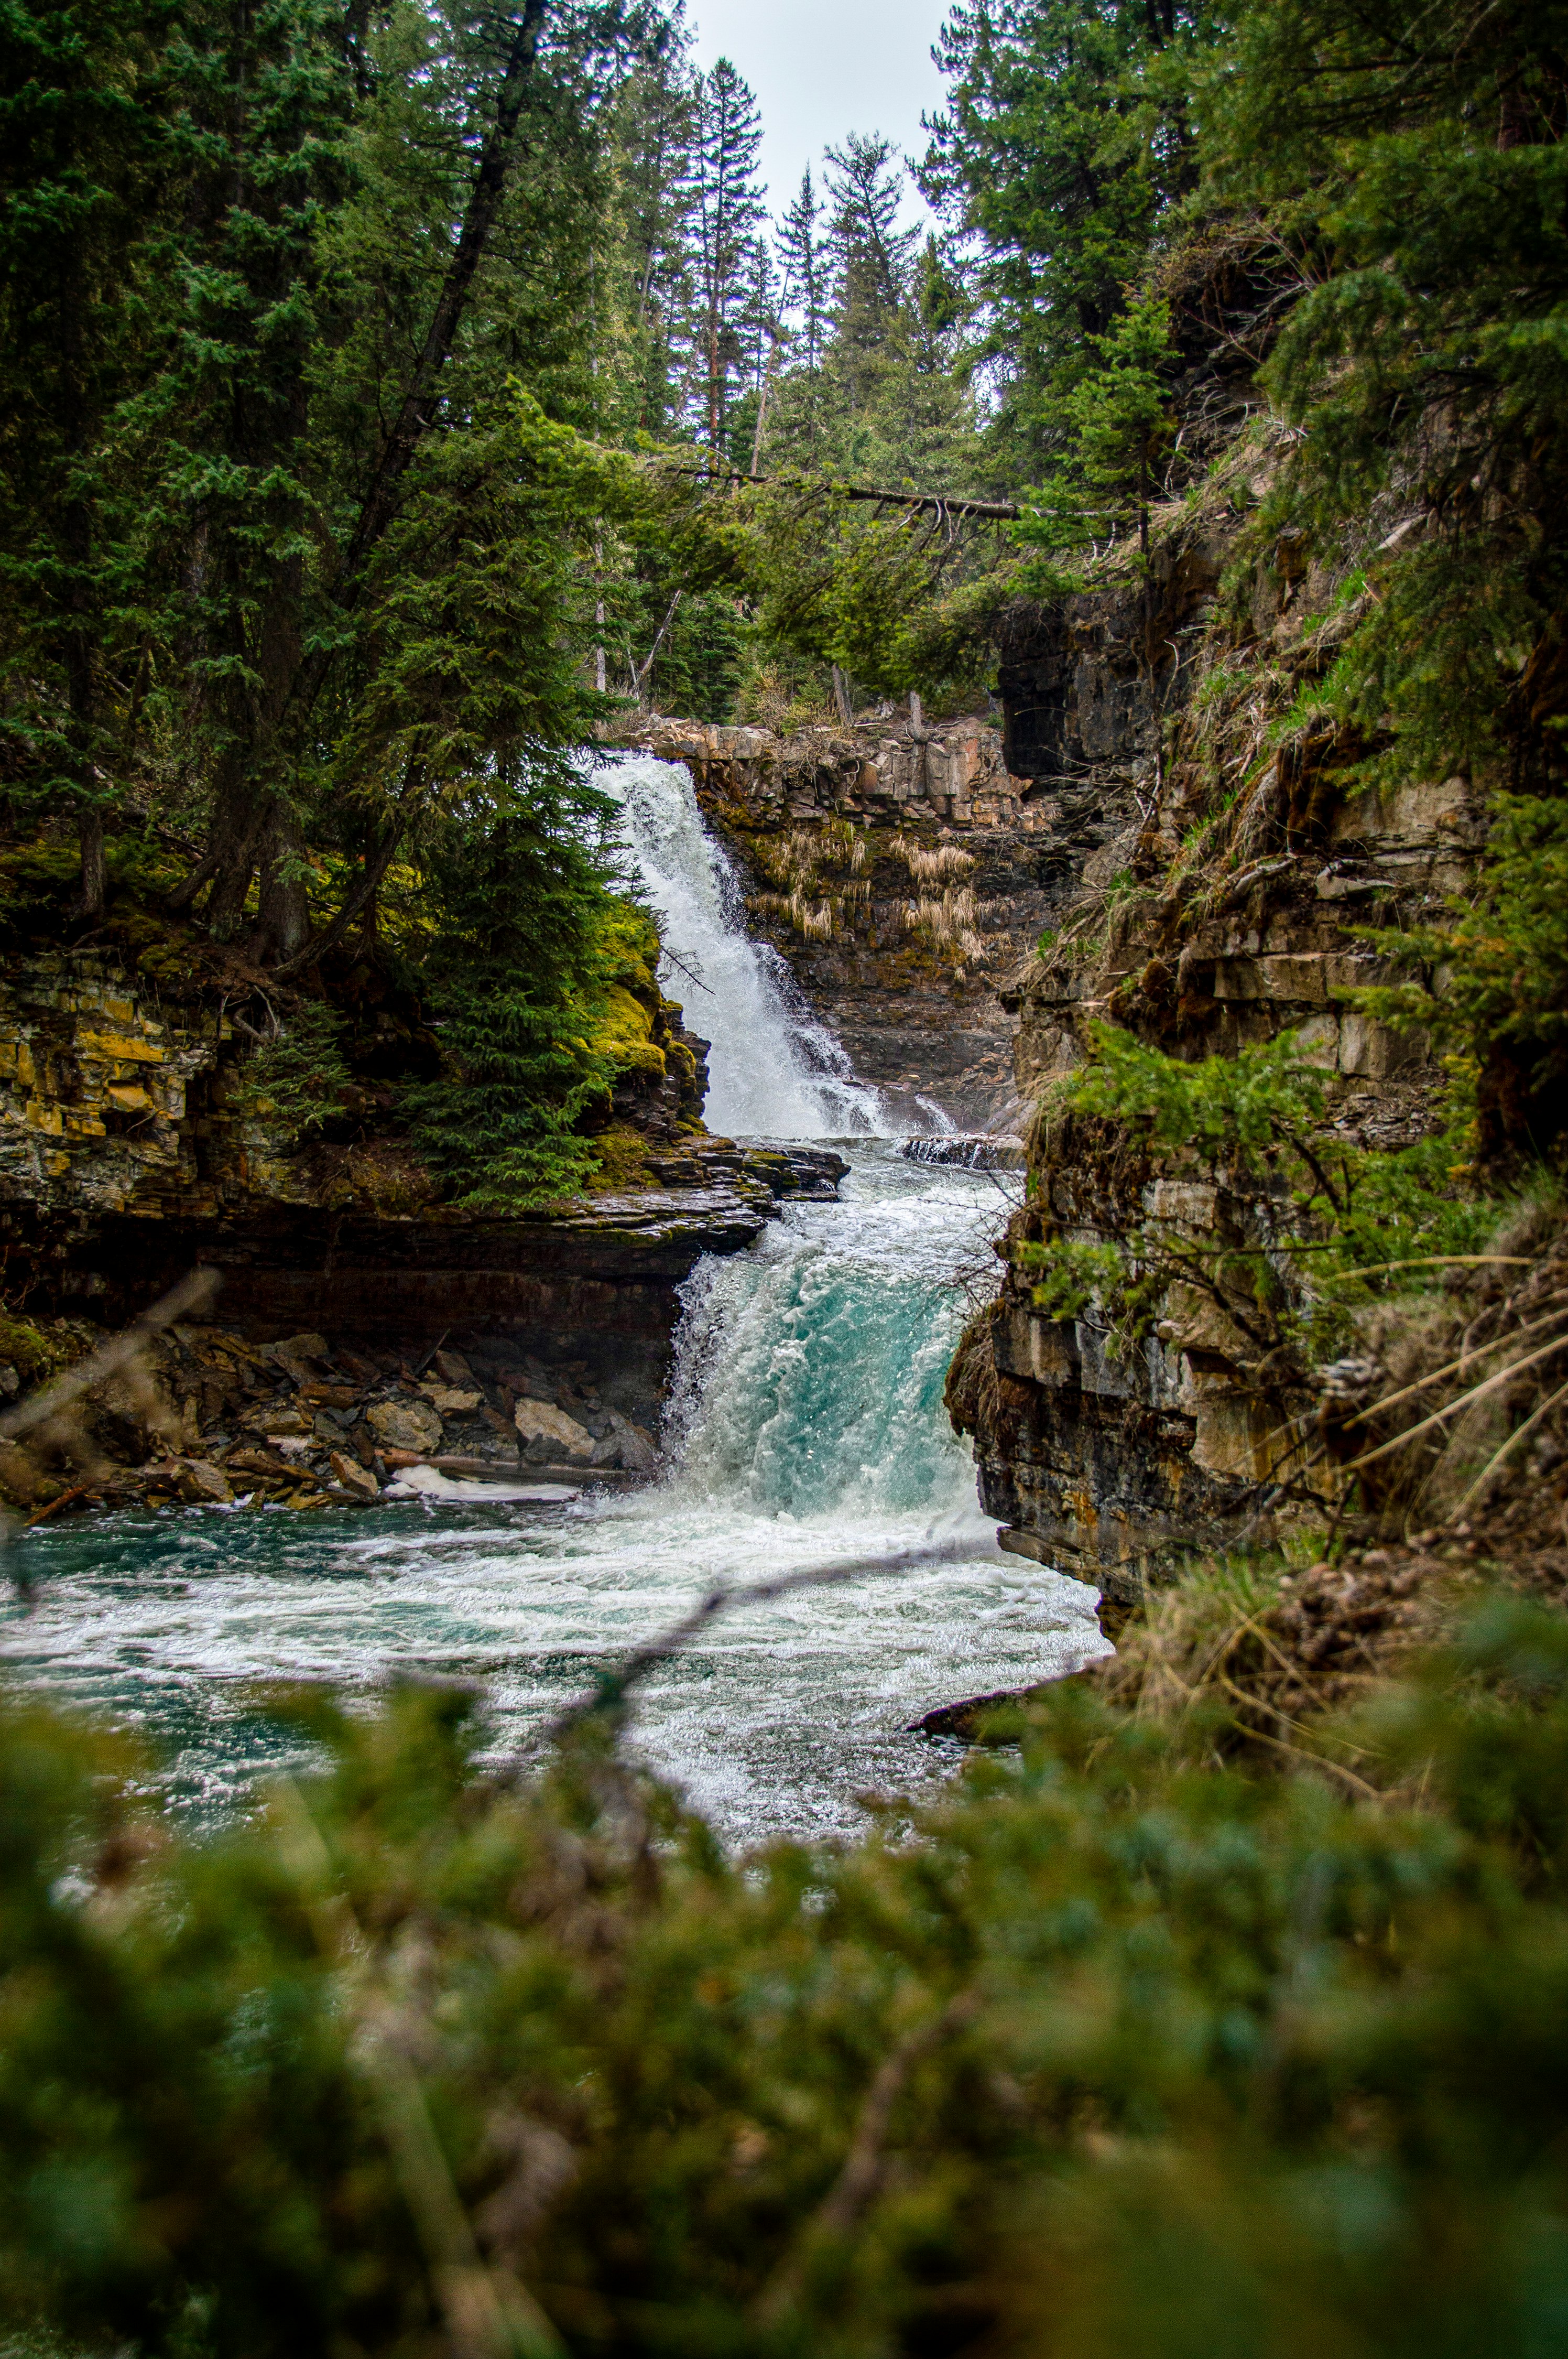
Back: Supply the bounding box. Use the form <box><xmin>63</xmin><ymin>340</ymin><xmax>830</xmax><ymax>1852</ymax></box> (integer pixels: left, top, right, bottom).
<box><xmin>596</xmin><ymin>754</ymin><xmax>886</xmax><ymax>1141</ymax></box>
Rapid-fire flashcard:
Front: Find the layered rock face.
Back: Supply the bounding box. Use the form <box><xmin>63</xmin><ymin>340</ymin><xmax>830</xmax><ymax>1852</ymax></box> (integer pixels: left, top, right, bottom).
<box><xmin>0</xmin><ymin>946</ymin><xmax>843</xmax><ymax>1432</ymax></box>
<box><xmin>942</xmin><ymin>480</ymin><xmax>1482</xmax><ymax>1609</ymax></box>
<box><xmin>610</xmin><ymin>712</ymin><xmax>1110</xmax><ymax>1131</ymax></box>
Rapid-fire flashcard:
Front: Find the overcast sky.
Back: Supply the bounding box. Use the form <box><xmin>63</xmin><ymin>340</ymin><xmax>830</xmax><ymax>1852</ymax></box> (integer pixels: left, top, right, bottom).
<box><xmin>686</xmin><ymin>0</ymin><xmax>953</xmax><ymax>228</ymax></box>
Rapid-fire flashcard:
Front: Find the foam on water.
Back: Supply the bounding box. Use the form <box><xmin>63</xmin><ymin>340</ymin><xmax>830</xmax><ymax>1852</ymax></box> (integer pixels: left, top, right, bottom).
<box><xmin>0</xmin><ymin>1150</ymin><xmax>1106</xmax><ymax>1845</ymax></box>
<box><xmin>0</xmin><ymin>771</ymin><xmax>1106</xmax><ymax>1848</ymax></box>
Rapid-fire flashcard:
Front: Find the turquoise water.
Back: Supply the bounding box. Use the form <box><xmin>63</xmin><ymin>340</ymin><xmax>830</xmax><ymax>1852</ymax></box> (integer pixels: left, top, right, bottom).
<box><xmin>0</xmin><ymin>1148</ymin><xmax>1105</xmax><ymax>1846</ymax></box>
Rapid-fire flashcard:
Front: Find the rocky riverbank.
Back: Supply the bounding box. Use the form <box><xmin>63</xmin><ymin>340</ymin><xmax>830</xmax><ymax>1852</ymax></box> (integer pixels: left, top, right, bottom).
<box><xmin>0</xmin><ymin>930</ymin><xmax>848</xmax><ymax>1514</ymax></box>
<box><xmin>940</xmin><ymin>431</ymin><xmax>1484</xmax><ymax>1609</ymax></box>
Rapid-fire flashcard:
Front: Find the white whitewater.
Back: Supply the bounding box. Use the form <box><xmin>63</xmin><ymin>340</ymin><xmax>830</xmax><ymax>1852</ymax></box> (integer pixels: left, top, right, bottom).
<box><xmin>0</xmin><ymin>767</ymin><xmax>1104</xmax><ymax>1849</ymax></box>
<box><xmin>0</xmin><ymin>1153</ymin><xmax>1104</xmax><ymax>1845</ymax></box>
<box><xmin>597</xmin><ymin>752</ymin><xmax>885</xmax><ymax>1138</ymax></box>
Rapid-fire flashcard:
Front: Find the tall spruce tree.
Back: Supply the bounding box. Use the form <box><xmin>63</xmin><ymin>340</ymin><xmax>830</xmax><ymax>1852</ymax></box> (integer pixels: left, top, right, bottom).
<box><xmin>778</xmin><ymin>165</ymin><xmax>829</xmax><ymax>373</ymax></box>
<box><xmin>0</xmin><ymin>0</ymin><xmax>166</xmax><ymax>918</ymax></box>
<box><xmin>606</xmin><ymin>6</ymin><xmax>699</xmax><ymax>439</ymax></box>
<box><xmin>920</xmin><ymin>0</ymin><xmax>1223</xmax><ymax>474</ymax></box>
<box><xmin>691</xmin><ymin>55</ymin><xmax>765</xmax><ymax>459</ymax></box>
<box><xmin>823</xmin><ymin>130</ymin><xmax>919</xmax><ymax>416</ymax></box>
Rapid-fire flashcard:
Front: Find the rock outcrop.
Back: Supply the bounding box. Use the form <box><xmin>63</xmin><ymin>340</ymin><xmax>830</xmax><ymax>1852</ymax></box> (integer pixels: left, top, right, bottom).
<box><xmin>0</xmin><ymin>943</ymin><xmax>847</xmax><ymax>1472</ymax></box>
<box><xmin>608</xmin><ymin>712</ymin><xmax>1107</xmax><ymax>1131</ymax></box>
<box><xmin>941</xmin><ymin>450</ymin><xmax>1484</xmax><ymax>1609</ymax></box>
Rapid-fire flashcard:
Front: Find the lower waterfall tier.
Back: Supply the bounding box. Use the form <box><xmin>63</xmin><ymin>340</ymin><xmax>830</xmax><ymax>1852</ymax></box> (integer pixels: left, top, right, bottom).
<box><xmin>0</xmin><ymin>1148</ymin><xmax>1107</xmax><ymax>1846</ymax></box>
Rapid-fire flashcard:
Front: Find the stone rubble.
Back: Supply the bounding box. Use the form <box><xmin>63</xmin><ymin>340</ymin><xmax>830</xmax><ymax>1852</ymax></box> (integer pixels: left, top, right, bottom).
<box><xmin>0</xmin><ymin>1316</ymin><xmax>669</xmax><ymax>1518</ymax></box>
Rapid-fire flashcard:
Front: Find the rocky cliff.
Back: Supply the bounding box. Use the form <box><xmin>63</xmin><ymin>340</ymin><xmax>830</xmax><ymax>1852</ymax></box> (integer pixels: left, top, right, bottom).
<box><xmin>609</xmin><ymin>710</ymin><xmax>1126</xmax><ymax>1131</ymax></box>
<box><xmin>0</xmin><ymin>938</ymin><xmax>843</xmax><ymax>1503</ymax></box>
<box><xmin>939</xmin><ymin>446</ymin><xmax>1483</xmax><ymax>1611</ymax></box>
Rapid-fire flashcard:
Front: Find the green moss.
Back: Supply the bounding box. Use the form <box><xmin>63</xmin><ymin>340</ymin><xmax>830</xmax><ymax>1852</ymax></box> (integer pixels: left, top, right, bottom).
<box><xmin>0</xmin><ymin>1315</ymin><xmax>60</xmax><ymax>1381</ymax></box>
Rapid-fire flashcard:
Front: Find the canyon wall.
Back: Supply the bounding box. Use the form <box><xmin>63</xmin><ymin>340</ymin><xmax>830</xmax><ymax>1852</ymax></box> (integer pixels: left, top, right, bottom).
<box><xmin>609</xmin><ymin>711</ymin><xmax>1140</xmax><ymax>1132</ymax></box>
<box><xmin>943</xmin><ymin>478</ymin><xmax>1480</xmax><ymax>1609</ymax></box>
<box><xmin>0</xmin><ymin>946</ymin><xmax>840</xmax><ymax>1423</ymax></box>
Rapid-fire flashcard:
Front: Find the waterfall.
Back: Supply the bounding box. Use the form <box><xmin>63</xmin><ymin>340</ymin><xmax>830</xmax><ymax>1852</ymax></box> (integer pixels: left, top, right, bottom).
<box><xmin>662</xmin><ymin>1162</ymin><xmax>981</xmax><ymax>1517</ymax></box>
<box><xmin>595</xmin><ymin>753</ymin><xmax>885</xmax><ymax>1139</ymax></box>
<box><xmin>0</xmin><ymin>773</ymin><xmax>1104</xmax><ymax>1851</ymax></box>
<box><xmin>901</xmin><ymin>1135</ymin><xmax>1026</xmax><ymax>1171</ymax></box>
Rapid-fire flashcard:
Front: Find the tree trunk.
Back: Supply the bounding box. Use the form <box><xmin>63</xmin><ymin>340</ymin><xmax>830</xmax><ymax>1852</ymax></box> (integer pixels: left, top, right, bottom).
<box><xmin>74</xmin><ymin>804</ymin><xmax>107</xmax><ymax>926</ymax></box>
<box><xmin>832</xmin><ymin>665</ymin><xmax>854</xmax><ymax>728</ymax></box>
<box><xmin>252</xmin><ymin>804</ymin><xmax>312</xmax><ymax>965</ymax></box>
<box><xmin>181</xmin><ymin>756</ymin><xmax>273</xmax><ymax>938</ymax></box>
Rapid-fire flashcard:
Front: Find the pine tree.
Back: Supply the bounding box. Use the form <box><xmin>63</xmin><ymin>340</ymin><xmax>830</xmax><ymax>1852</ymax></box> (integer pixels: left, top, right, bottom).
<box><xmin>692</xmin><ymin>56</ymin><xmax>765</xmax><ymax>459</ymax></box>
<box><xmin>778</xmin><ymin>165</ymin><xmax>829</xmax><ymax>373</ymax></box>
<box><xmin>822</xmin><ymin>132</ymin><xmax>919</xmax><ymax>415</ymax></box>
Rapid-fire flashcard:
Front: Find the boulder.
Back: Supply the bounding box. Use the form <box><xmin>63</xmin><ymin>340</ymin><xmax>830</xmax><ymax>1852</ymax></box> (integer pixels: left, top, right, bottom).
<box><xmin>514</xmin><ymin>1398</ymin><xmax>595</xmax><ymax>1464</ymax></box>
<box><xmin>590</xmin><ymin>1412</ymin><xmax>658</xmax><ymax>1473</ymax></box>
<box><xmin>330</xmin><ymin>1451</ymin><xmax>380</xmax><ymax>1501</ymax></box>
<box><xmin>173</xmin><ymin>1458</ymin><xmax>233</xmax><ymax>1505</ymax></box>
<box><xmin>269</xmin><ymin>1333</ymin><xmax>331</xmax><ymax>1387</ymax></box>
<box><xmin>368</xmin><ymin>1398</ymin><xmax>443</xmax><ymax>1454</ymax></box>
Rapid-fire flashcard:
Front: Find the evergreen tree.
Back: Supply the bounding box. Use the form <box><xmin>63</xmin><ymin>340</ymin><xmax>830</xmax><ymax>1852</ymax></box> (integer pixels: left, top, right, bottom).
<box><xmin>0</xmin><ymin>0</ymin><xmax>167</xmax><ymax>917</ymax></box>
<box><xmin>920</xmin><ymin>0</ymin><xmax>1223</xmax><ymax>474</ymax></box>
<box><xmin>691</xmin><ymin>56</ymin><xmax>765</xmax><ymax>459</ymax></box>
<box><xmin>777</xmin><ymin>165</ymin><xmax>828</xmax><ymax>373</ymax></box>
<box><xmin>605</xmin><ymin>7</ymin><xmax>699</xmax><ymax>440</ymax></box>
<box><xmin>1207</xmin><ymin>0</ymin><xmax>1568</xmax><ymax>1162</ymax></box>
<box><xmin>822</xmin><ymin>132</ymin><xmax>919</xmax><ymax>416</ymax></box>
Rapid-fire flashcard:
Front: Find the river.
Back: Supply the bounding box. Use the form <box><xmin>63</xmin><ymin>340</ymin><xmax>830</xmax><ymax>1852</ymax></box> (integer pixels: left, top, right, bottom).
<box><xmin>0</xmin><ymin>759</ymin><xmax>1107</xmax><ymax>1848</ymax></box>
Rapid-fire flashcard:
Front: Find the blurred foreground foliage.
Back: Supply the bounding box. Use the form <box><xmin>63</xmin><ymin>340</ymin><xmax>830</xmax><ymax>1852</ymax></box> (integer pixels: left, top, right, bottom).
<box><xmin>7</xmin><ymin>1596</ymin><xmax>1568</xmax><ymax>2357</ymax></box>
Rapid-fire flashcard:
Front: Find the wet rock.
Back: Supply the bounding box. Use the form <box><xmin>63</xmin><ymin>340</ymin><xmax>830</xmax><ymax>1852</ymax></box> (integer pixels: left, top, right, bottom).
<box><xmin>908</xmin><ymin>1688</ymin><xmax>1039</xmax><ymax>1741</ymax></box>
<box><xmin>901</xmin><ymin>1134</ymin><xmax>1025</xmax><ymax>1171</ymax></box>
<box><xmin>420</xmin><ymin>1383</ymin><xmax>482</xmax><ymax>1414</ymax></box>
<box><xmin>434</xmin><ymin>1349</ymin><xmax>478</xmax><ymax>1387</ymax></box>
<box><xmin>172</xmin><ymin>1458</ymin><xmax>233</xmax><ymax>1506</ymax></box>
<box><xmin>515</xmin><ymin>1399</ymin><xmax>595</xmax><ymax>1464</ymax></box>
<box><xmin>330</xmin><ymin>1450</ymin><xmax>379</xmax><ymax>1501</ymax></box>
<box><xmin>226</xmin><ymin>1447</ymin><xmax>300</xmax><ymax>1483</ymax></box>
<box><xmin>368</xmin><ymin>1398</ymin><xmax>443</xmax><ymax>1454</ymax></box>
<box><xmin>590</xmin><ymin>1411</ymin><xmax>658</xmax><ymax>1473</ymax></box>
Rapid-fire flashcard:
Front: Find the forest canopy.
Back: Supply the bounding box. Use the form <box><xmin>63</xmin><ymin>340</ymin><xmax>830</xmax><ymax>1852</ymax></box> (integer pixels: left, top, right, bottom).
<box><xmin>2</xmin><ymin>0</ymin><xmax>1565</xmax><ymax>1166</ymax></box>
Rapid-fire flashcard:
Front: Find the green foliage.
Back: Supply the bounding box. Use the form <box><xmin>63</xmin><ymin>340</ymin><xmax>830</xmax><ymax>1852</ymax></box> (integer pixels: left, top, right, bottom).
<box><xmin>9</xmin><ymin>1598</ymin><xmax>1568</xmax><ymax>2355</ymax></box>
<box><xmin>1355</xmin><ymin>795</ymin><xmax>1568</xmax><ymax>1167</ymax></box>
<box><xmin>1203</xmin><ymin>0</ymin><xmax>1568</xmax><ymax>796</ymax></box>
<box><xmin>400</xmin><ymin>794</ymin><xmax>630</xmax><ymax>1208</ymax></box>
<box><xmin>1019</xmin><ymin>1023</ymin><xmax>1494</xmax><ymax>1359</ymax></box>
<box><xmin>921</xmin><ymin>0</ymin><xmax>1224</xmax><ymax>475</ymax></box>
<box><xmin>1012</xmin><ymin>294</ymin><xmax>1177</xmax><ymax>585</ymax></box>
<box><xmin>244</xmin><ymin>1005</ymin><xmax>353</xmax><ymax>1145</ymax></box>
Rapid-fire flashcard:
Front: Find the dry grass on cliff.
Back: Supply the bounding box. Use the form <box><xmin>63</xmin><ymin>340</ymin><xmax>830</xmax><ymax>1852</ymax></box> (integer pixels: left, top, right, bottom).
<box><xmin>1082</xmin><ymin>1204</ymin><xmax>1568</xmax><ymax>1787</ymax></box>
<box><xmin>887</xmin><ymin>834</ymin><xmax>976</xmax><ymax>887</ymax></box>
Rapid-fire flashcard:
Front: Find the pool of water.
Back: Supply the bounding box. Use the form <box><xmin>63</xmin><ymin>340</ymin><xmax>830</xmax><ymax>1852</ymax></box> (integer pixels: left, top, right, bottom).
<box><xmin>0</xmin><ymin>1146</ymin><xmax>1107</xmax><ymax>1848</ymax></box>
